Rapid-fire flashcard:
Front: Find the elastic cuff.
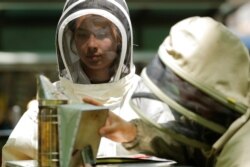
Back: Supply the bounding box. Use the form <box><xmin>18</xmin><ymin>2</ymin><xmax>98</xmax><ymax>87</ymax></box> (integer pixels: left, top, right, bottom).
<box><xmin>122</xmin><ymin>119</ymin><xmax>141</xmax><ymax>150</ymax></box>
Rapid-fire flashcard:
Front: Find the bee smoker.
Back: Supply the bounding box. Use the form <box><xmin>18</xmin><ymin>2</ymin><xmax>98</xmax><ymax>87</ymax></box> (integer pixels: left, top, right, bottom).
<box><xmin>38</xmin><ymin>99</ymin><xmax>68</xmax><ymax>167</ymax></box>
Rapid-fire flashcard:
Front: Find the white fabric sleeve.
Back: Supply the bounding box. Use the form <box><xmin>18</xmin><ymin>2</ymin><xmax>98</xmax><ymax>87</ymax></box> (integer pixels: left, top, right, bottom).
<box><xmin>1</xmin><ymin>101</ymin><xmax>39</xmax><ymax>167</ymax></box>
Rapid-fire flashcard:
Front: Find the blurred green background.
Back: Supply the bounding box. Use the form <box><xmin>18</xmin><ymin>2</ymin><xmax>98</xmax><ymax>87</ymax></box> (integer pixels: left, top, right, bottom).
<box><xmin>0</xmin><ymin>0</ymin><xmax>225</xmax><ymax>52</ymax></box>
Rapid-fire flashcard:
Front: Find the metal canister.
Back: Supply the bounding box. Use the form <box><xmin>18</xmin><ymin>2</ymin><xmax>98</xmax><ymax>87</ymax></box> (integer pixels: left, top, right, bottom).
<box><xmin>38</xmin><ymin>99</ymin><xmax>68</xmax><ymax>167</ymax></box>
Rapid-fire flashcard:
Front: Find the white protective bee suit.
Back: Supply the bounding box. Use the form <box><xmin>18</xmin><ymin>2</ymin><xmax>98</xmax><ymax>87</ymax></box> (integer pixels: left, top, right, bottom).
<box><xmin>1</xmin><ymin>0</ymin><xmax>173</xmax><ymax>166</ymax></box>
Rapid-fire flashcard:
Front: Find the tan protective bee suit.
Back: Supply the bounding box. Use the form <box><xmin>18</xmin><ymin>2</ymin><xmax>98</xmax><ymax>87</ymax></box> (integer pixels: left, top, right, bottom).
<box><xmin>124</xmin><ymin>16</ymin><xmax>250</xmax><ymax>167</ymax></box>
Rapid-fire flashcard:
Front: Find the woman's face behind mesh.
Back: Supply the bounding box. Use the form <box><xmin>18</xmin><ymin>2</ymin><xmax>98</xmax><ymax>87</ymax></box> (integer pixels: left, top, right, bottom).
<box><xmin>74</xmin><ymin>15</ymin><xmax>120</xmax><ymax>82</ymax></box>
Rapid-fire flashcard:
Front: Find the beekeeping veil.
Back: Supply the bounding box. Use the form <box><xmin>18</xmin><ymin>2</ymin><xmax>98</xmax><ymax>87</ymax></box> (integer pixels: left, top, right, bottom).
<box><xmin>130</xmin><ymin>16</ymin><xmax>250</xmax><ymax>152</ymax></box>
<box><xmin>54</xmin><ymin>0</ymin><xmax>138</xmax><ymax>106</ymax></box>
<box><xmin>56</xmin><ymin>0</ymin><xmax>134</xmax><ymax>84</ymax></box>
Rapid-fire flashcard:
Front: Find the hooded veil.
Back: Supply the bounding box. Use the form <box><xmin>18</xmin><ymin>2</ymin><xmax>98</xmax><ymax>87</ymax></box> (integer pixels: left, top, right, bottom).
<box><xmin>55</xmin><ymin>0</ymin><xmax>140</xmax><ymax>107</ymax></box>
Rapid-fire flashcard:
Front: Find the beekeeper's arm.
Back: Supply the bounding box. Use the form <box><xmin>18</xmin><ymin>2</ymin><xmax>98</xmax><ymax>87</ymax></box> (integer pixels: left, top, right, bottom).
<box><xmin>97</xmin><ymin>110</ymin><xmax>187</xmax><ymax>164</ymax></box>
<box><xmin>1</xmin><ymin>101</ymin><xmax>38</xmax><ymax>167</ymax></box>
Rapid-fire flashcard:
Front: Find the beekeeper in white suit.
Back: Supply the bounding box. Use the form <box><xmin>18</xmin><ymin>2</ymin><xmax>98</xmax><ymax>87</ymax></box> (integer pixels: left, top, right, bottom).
<box><xmin>1</xmin><ymin>0</ymin><xmax>173</xmax><ymax>166</ymax></box>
